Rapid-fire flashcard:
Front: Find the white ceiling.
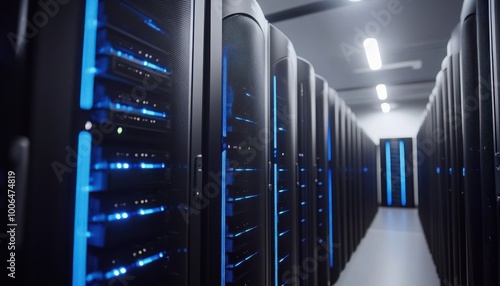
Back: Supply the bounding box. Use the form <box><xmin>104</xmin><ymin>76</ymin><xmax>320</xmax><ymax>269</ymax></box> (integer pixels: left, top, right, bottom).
<box><xmin>257</xmin><ymin>0</ymin><xmax>463</xmax><ymax>143</ymax></box>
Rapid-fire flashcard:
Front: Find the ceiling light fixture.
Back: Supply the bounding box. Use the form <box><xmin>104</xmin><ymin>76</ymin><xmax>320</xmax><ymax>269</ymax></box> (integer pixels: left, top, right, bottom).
<box><xmin>376</xmin><ymin>84</ymin><xmax>387</xmax><ymax>100</ymax></box>
<box><xmin>381</xmin><ymin>102</ymin><xmax>391</xmax><ymax>113</ymax></box>
<box><xmin>363</xmin><ymin>38</ymin><xmax>382</xmax><ymax>70</ymax></box>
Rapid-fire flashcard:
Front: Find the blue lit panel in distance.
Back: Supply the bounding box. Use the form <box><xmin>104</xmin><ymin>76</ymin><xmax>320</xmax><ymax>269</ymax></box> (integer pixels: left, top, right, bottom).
<box><xmin>385</xmin><ymin>141</ymin><xmax>392</xmax><ymax>206</ymax></box>
<box><xmin>399</xmin><ymin>140</ymin><xmax>407</xmax><ymax>206</ymax></box>
<box><xmin>80</xmin><ymin>0</ymin><xmax>98</xmax><ymax>110</ymax></box>
<box><xmin>73</xmin><ymin>132</ymin><xmax>92</xmax><ymax>286</ymax></box>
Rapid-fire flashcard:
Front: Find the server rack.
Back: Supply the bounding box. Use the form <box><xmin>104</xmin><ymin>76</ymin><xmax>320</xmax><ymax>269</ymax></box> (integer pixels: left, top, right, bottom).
<box><xmin>345</xmin><ymin>107</ymin><xmax>354</xmax><ymax>258</ymax></box>
<box><xmin>461</xmin><ymin>1</ymin><xmax>484</xmax><ymax>284</ymax></box>
<box><xmin>380</xmin><ymin>138</ymin><xmax>414</xmax><ymax>208</ymax></box>
<box><xmin>418</xmin><ymin>0</ymin><xmax>500</xmax><ymax>283</ymax></box>
<box><xmin>338</xmin><ymin>99</ymin><xmax>349</xmax><ymax>268</ymax></box>
<box><xmin>213</xmin><ymin>1</ymin><xmax>270</xmax><ymax>285</ymax></box>
<box><xmin>296</xmin><ymin>57</ymin><xmax>317</xmax><ymax>286</ymax></box>
<box><xmin>327</xmin><ymin>88</ymin><xmax>342</xmax><ymax>283</ymax></box>
<box><xmin>4</xmin><ymin>0</ymin><xmax>204</xmax><ymax>285</ymax></box>
<box><xmin>315</xmin><ymin>75</ymin><xmax>331</xmax><ymax>286</ymax></box>
<box><xmin>490</xmin><ymin>1</ymin><xmax>500</xmax><ymax>283</ymax></box>
<box><xmin>478</xmin><ymin>1</ymin><xmax>498</xmax><ymax>284</ymax></box>
<box><xmin>269</xmin><ymin>25</ymin><xmax>299</xmax><ymax>286</ymax></box>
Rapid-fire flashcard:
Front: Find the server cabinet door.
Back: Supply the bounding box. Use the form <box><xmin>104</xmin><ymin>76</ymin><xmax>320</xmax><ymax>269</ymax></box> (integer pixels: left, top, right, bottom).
<box><xmin>220</xmin><ymin>5</ymin><xmax>269</xmax><ymax>285</ymax></box>
<box><xmin>269</xmin><ymin>25</ymin><xmax>299</xmax><ymax>286</ymax></box>
<box><xmin>315</xmin><ymin>75</ymin><xmax>331</xmax><ymax>286</ymax></box>
<box><xmin>490</xmin><ymin>1</ymin><xmax>500</xmax><ymax>283</ymax></box>
<box><xmin>296</xmin><ymin>58</ymin><xmax>317</xmax><ymax>286</ymax></box>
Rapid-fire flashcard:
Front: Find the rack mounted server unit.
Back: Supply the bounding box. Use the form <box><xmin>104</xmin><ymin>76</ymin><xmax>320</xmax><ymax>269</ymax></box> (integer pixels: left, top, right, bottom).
<box><xmin>3</xmin><ymin>0</ymin><xmax>205</xmax><ymax>285</ymax></box>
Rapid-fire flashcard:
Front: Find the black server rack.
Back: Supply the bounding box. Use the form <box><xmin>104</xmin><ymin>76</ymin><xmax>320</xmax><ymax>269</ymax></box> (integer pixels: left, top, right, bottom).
<box><xmin>296</xmin><ymin>57</ymin><xmax>317</xmax><ymax>286</ymax></box>
<box><xmin>213</xmin><ymin>1</ymin><xmax>270</xmax><ymax>285</ymax></box>
<box><xmin>380</xmin><ymin>138</ymin><xmax>414</xmax><ymax>208</ymax></box>
<box><xmin>315</xmin><ymin>75</ymin><xmax>331</xmax><ymax>286</ymax></box>
<box><xmin>490</xmin><ymin>1</ymin><xmax>500</xmax><ymax>283</ymax></box>
<box><xmin>327</xmin><ymin>88</ymin><xmax>342</xmax><ymax>282</ymax></box>
<box><xmin>344</xmin><ymin>107</ymin><xmax>353</xmax><ymax>258</ymax></box>
<box><xmin>338</xmin><ymin>99</ymin><xmax>349</xmax><ymax>268</ymax></box>
<box><xmin>4</xmin><ymin>0</ymin><xmax>204</xmax><ymax>285</ymax></box>
<box><xmin>461</xmin><ymin>1</ymin><xmax>483</xmax><ymax>284</ymax></box>
<box><xmin>418</xmin><ymin>0</ymin><xmax>500</xmax><ymax>283</ymax></box>
<box><xmin>269</xmin><ymin>25</ymin><xmax>299</xmax><ymax>286</ymax></box>
<box><xmin>478</xmin><ymin>1</ymin><xmax>499</xmax><ymax>284</ymax></box>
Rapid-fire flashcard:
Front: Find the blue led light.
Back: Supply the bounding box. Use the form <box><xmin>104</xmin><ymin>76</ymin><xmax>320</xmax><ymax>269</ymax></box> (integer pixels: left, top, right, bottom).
<box><xmin>274</xmin><ymin>163</ymin><xmax>278</xmax><ymax>286</ymax></box>
<box><xmin>104</xmin><ymin>47</ymin><xmax>170</xmax><ymax>74</ymax></box>
<box><xmin>462</xmin><ymin>167</ymin><xmax>466</xmax><ymax>177</ymax></box>
<box><xmin>232</xmin><ymin>168</ymin><xmax>259</xmax><ymax>172</ymax></box>
<box><xmin>273</xmin><ymin>75</ymin><xmax>278</xmax><ymax>151</ymax></box>
<box><xmin>221</xmin><ymin>47</ymin><xmax>228</xmax><ymax>285</ymax></box>
<box><xmin>230</xmin><ymin>194</ymin><xmax>258</xmax><ymax>202</ymax></box>
<box><xmin>279</xmin><ymin>209</ymin><xmax>290</xmax><ymax>215</ymax></box>
<box><xmin>301</xmin><ymin>201</ymin><xmax>306</xmax><ymax>205</ymax></box>
<box><xmin>106</xmin><ymin>102</ymin><xmax>167</xmax><ymax>118</ymax></box>
<box><xmin>278</xmin><ymin>127</ymin><xmax>288</xmax><ymax>132</ymax></box>
<box><xmin>144</xmin><ymin>19</ymin><xmax>163</xmax><ymax>33</ymax></box>
<box><xmin>120</xmin><ymin>1</ymin><xmax>167</xmax><ymax>35</ymax></box>
<box><xmin>449</xmin><ymin>168</ymin><xmax>452</xmax><ymax>175</ymax></box>
<box><xmin>140</xmin><ymin>163</ymin><xmax>165</xmax><ymax>169</ymax></box>
<box><xmin>278</xmin><ymin>189</ymin><xmax>289</xmax><ymax>193</ymax></box>
<box><xmin>385</xmin><ymin>141</ymin><xmax>392</xmax><ymax>206</ymax></box>
<box><xmin>108</xmin><ymin>162</ymin><xmax>165</xmax><ymax>170</ymax></box>
<box><xmin>328</xmin><ymin>169</ymin><xmax>334</xmax><ymax>268</ymax></box>
<box><xmin>73</xmin><ymin>132</ymin><xmax>92</xmax><ymax>286</ymax></box>
<box><xmin>79</xmin><ymin>0</ymin><xmax>98</xmax><ymax>110</ymax></box>
<box><xmin>136</xmin><ymin>252</ymin><xmax>164</xmax><ymax>267</ymax></box>
<box><xmin>363</xmin><ymin>167</ymin><xmax>368</xmax><ymax>172</ymax></box>
<box><xmin>235</xmin><ymin>116</ymin><xmax>257</xmax><ymax>124</ymax></box>
<box><xmin>399</xmin><ymin>140</ymin><xmax>407</xmax><ymax>206</ymax></box>
<box><xmin>228</xmin><ymin>226</ymin><xmax>258</xmax><ymax>238</ymax></box>
<box><xmin>279</xmin><ymin>254</ymin><xmax>290</xmax><ymax>263</ymax></box>
<box><xmin>229</xmin><ymin>252</ymin><xmax>258</xmax><ymax>268</ymax></box>
<box><xmin>279</xmin><ymin>230</ymin><xmax>290</xmax><ymax>237</ymax></box>
<box><xmin>138</xmin><ymin>206</ymin><xmax>164</xmax><ymax>216</ymax></box>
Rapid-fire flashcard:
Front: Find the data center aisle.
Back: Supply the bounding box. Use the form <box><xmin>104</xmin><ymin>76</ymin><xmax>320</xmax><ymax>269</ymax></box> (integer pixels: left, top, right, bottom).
<box><xmin>334</xmin><ymin>207</ymin><xmax>440</xmax><ymax>286</ymax></box>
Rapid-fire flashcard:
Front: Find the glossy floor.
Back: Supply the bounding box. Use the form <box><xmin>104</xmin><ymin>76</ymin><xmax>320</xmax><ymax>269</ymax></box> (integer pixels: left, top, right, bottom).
<box><xmin>334</xmin><ymin>207</ymin><xmax>441</xmax><ymax>286</ymax></box>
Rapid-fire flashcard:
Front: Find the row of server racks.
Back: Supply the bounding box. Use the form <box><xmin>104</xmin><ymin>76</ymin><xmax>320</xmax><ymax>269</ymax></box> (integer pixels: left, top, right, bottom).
<box><xmin>417</xmin><ymin>0</ymin><xmax>500</xmax><ymax>285</ymax></box>
<box><xmin>1</xmin><ymin>0</ymin><xmax>378</xmax><ymax>285</ymax></box>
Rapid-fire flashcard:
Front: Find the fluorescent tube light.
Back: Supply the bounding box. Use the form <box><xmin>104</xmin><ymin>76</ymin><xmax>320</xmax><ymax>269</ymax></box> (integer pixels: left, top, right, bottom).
<box><xmin>381</xmin><ymin>102</ymin><xmax>391</xmax><ymax>113</ymax></box>
<box><xmin>376</xmin><ymin>84</ymin><xmax>387</xmax><ymax>100</ymax></box>
<box><xmin>363</xmin><ymin>38</ymin><xmax>382</xmax><ymax>70</ymax></box>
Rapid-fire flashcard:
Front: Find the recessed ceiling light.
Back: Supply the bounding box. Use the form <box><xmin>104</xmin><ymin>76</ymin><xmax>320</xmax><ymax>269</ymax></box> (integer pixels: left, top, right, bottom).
<box><xmin>363</xmin><ymin>38</ymin><xmax>382</xmax><ymax>70</ymax></box>
<box><xmin>376</xmin><ymin>84</ymin><xmax>387</xmax><ymax>100</ymax></box>
<box><xmin>381</xmin><ymin>103</ymin><xmax>391</xmax><ymax>113</ymax></box>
